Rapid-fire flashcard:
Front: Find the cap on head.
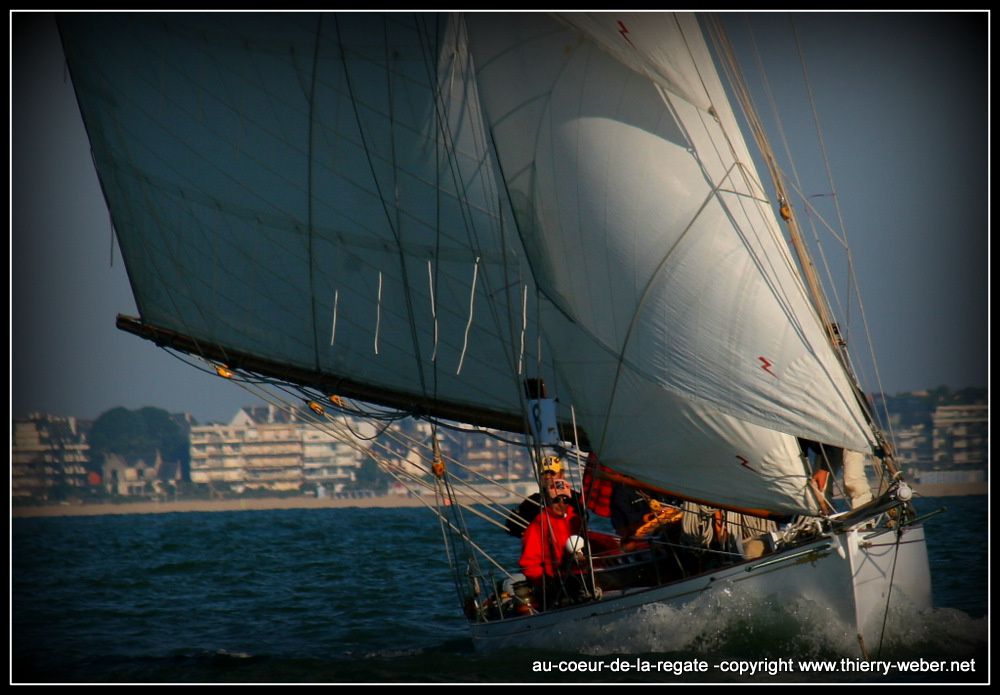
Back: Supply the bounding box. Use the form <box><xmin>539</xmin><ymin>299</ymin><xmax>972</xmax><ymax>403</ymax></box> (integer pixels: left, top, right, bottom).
<box><xmin>540</xmin><ymin>455</ymin><xmax>563</xmax><ymax>476</ymax></box>
<box><xmin>547</xmin><ymin>478</ymin><xmax>571</xmax><ymax>501</ymax></box>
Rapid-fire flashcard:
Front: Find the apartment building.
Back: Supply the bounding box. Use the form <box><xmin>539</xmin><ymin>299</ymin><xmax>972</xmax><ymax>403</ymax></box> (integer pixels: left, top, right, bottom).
<box><xmin>189</xmin><ymin>405</ymin><xmax>376</xmax><ymax>494</ymax></box>
<box><xmin>12</xmin><ymin>413</ymin><xmax>90</xmax><ymax>501</ymax></box>
<box><xmin>932</xmin><ymin>404</ymin><xmax>988</xmax><ymax>467</ymax></box>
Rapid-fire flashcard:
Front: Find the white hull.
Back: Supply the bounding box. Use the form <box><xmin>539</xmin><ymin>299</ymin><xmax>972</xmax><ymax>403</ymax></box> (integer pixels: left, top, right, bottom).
<box><xmin>471</xmin><ymin>524</ymin><xmax>931</xmax><ymax>653</ymax></box>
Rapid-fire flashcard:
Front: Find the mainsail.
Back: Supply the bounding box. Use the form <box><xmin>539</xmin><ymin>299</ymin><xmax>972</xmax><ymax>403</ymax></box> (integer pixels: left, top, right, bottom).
<box><xmin>59</xmin><ymin>13</ymin><xmax>552</xmax><ymax>433</ymax></box>
<box><xmin>59</xmin><ymin>12</ymin><xmax>880</xmax><ymax>516</ymax></box>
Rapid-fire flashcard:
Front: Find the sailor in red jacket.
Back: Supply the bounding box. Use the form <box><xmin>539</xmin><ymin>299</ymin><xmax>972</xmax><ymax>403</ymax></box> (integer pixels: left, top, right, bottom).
<box><xmin>519</xmin><ymin>478</ymin><xmax>583</xmax><ymax>593</ymax></box>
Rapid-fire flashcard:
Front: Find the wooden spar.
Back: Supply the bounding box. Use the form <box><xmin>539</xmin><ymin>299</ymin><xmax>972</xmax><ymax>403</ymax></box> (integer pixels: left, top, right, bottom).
<box><xmin>777</xmin><ymin>189</ymin><xmax>842</xmax><ymax>351</ymax></box>
<box><xmin>116</xmin><ymin>314</ymin><xmax>590</xmax><ymax>448</ymax></box>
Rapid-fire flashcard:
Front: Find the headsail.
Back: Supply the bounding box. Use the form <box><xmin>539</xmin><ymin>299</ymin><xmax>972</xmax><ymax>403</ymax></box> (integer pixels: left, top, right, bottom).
<box><xmin>60</xmin><ymin>12</ymin><xmax>881</xmax><ymax>516</ymax></box>
<box><xmin>466</xmin><ymin>13</ymin><xmax>878</xmax><ymax>513</ymax></box>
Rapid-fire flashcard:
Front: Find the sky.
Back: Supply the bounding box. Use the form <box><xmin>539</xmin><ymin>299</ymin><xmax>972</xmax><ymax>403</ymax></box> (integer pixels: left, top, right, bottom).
<box><xmin>11</xmin><ymin>11</ymin><xmax>988</xmax><ymax>427</ymax></box>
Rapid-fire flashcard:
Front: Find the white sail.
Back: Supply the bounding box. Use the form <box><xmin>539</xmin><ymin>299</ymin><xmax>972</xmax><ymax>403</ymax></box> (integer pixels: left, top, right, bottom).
<box><xmin>465</xmin><ymin>13</ymin><xmax>877</xmax><ymax>512</ymax></box>
<box><xmin>556</xmin><ymin>13</ymin><xmax>713</xmax><ymax>110</ymax></box>
<box><xmin>59</xmin><ymin>12</ymin><xmax>883</xmax><ymax>515</ymax></box>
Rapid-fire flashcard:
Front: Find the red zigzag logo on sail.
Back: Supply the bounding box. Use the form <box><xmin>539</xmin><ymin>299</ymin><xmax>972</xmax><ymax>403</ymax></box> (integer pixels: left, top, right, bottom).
<box><xmin>759</xmin><ymin>356</ymin><xmax>776</xmax><ymax>376</ymax></box>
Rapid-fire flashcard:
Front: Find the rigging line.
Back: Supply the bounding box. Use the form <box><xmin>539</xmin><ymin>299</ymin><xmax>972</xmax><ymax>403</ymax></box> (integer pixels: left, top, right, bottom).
<box><xmin>783</xmin><ymin>178</ymin><xmax>849</xmax><ymax>247</ymax></box>
<box><xmin>791</xmin><ymin>18</ymin><xmax>854</xmax><ymax>329</ymax></box>
<box><xmin>739</xmin><ymin>17</ymin><xmax>850</xmax><ymax>330</ymax></box>
<box><xmin>596</xmin><ymin>163</ymin><xmax>775</xmax><ymax>451</ymax></box>
<box><xmin>702</xmin><ymin>21</ymin><xmax>828</xmax><ymax>332</ymax></box>
<box><xmin>816</xmin><ymin>445</ymin><xmax>847</xmax><ymax>512</ymax></box>
<box><xmin>434</xmin><ymin>476</ymin><xmax>473</xmax><ymax>607</ymax></box>
<box><xmin>772</xmin><ymin>198</ymin><xmax>886</xmax><ymax>438</ymax></box>
<box><xmin>431</xmin><ymin>16</ymin><xmax>448</xmax><ymax>329</ymax></box>
<box><xmin>570</xmin><ymin>405</ymin><xmax>599</xmax><ymax>585</ymax></box>
<box><xmin>354</xmin><ymin>433</ymin><xmax>525</xmax><ymax>524</ymax></box>
<box><xmin>333</xmin><ymin>15</ymin><xmax>429</xmax><ymax>398</ymax></box>
<box><xmin>708</xmin><ymin>19</ymin><xmax>877</xmax><ymax>443</ymax></box>
<box><xmin>496</xmin><ymin>174</ymin><xmax>531</xmax><ymax>426</ymax></box>
<box><xmin>425</xmin><ymin>416</ymin><xmax>531</xmax><ymax>447</ymax></box>
<box><xmin>328</xmin><ymin>399</ymin><xmax>409</xmax><ymax>423</ymax></box>
<box><xmin>297</xmin><ymin>394</ymin><xmax>532</xmax><ymax>510</ymax></box>
<box><xmin>779</xmin><ymin>181</ymin><xmax>886</xmax><ymax>441</ymax></box>
<box><xmin>669</xmin><ymin>20</ymin><xmax>847</xmax><ymax>386</ymax></box>
<box><xmin>309</xmin><ymin>419</ymin><xmax>514</xmax><ymax>569</ymax></box>
<box><xmin>433</xmin><ymin>476</ymin><xmax>462</xmax><ymax>600</ymax></box>
<box><xmin>339</xmin><ymin>411</ymin><xmax>396</xmax><ymax>442</ymax></box>
<box><xmin>721</xmin><ymin>178</ymin><xmax>873</xmax><ymax>447</ymax></box>
<box><xmin>779</xmin><ymin>159</ymin><xmax>851</xmax><ymax>327</ymax></box>
<box><xmin>415</xmin><ymin>15</ymin><xmax>523</xmax><ymax>391</ymax></box>
<box><xmin>306</xmin><ymin>14</ymin><xmax>324</xmax><ymax>373</ymax></box>
<box><xmin>480</xmin><ymin>23</ymin><xmax>532</xmax><ymax>406</ymax></box>
<box><xmin>850</xmin><ymin>269</ymin><xmax>898</xmax><ymax>447</ymax></box>
<box><xmin>425</xmin><ymin>14</ymin><xmax>443</xmax><ymax>391</ymax></box>
<box><xmin>464</xmin><ymin>17</ymin><xmax>555</xmax><ymax>307</ymax></box>
<box><xmin>424</xmin><ymin>57</ymin><xmax>532</xmax><ymax>413</ymax></box>
<box><xmin>744</xmin><ymin>15</ymin><xmax>804</xmax><ymax>195</ymax></box>
<box><xmin>230</xmin><ymin>379</ymin><xmax>431</xmax><ymax>499</ymax></box>
<box><xmin>464</xmin><ymin>65</ymin><xmax>560</xmax><ymax>451</ymax></box>
<box><xmin>421</xmin><ymin>17</ymin><xmax>445</xmax><ymax>477</ymax></box>
<box><xmin>414</xmin><ymin>18</ymin><xmax>498</xmax><ymax>261</ymax></box>
<box><xmin>374</xmin><ymin>444</ymin><xmax>510</xmax><ymax>530</ymax></box>
<box><xmin>441</xmin><ymin>471</ymin><xmax>479</xmax><ymax>568</ymax></box>
<box><xmin>378</xmin><ymin>21</ymin><xmax>530</xmax><ymax>446</ymax></box>
<box><xmin>876</xmin><ymin>526</ymin><xmax>904</xmax><ymax>660</ymax></box>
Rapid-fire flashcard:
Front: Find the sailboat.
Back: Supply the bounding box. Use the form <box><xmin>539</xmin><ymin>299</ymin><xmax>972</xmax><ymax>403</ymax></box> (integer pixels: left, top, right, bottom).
<box><xmin>57</xmin><ymin>12</ymin><xmax>932</xmax><ymax>655</ymax></box>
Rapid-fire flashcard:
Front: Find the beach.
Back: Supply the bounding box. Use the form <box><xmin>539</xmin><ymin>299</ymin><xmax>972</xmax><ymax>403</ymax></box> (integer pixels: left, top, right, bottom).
<box><xmin>11</xmin><ymin>480</ymin><xmax>983</xmax><ymax>519</ymax></box>
<box><xmin>11</xmin><ymin>494</ymin><xmax>438</xmax><ymax>518</ymax></box>
<box><xmin>910</xmin><ymin>480</ymin><xmax>988</xmax><ymax>499</ymax></box>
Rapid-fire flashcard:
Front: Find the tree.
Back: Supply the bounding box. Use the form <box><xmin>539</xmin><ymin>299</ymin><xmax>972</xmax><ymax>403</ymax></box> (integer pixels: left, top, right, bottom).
<box><xmin>87</xmin><ymin>406</ymin><xmax>190</xmax><ymax>474</ymax></box>
<box><xmin>354</xmin><ymin>458</ymin><xmax>389</xmax><ymax>494</ymax></box>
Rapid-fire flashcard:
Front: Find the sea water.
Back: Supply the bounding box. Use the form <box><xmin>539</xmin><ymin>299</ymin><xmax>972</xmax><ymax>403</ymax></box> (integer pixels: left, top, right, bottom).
<box><xmin>12</xmin><ymin>496</ymin><xmax>987</xmax><ymax>683</ymax></box>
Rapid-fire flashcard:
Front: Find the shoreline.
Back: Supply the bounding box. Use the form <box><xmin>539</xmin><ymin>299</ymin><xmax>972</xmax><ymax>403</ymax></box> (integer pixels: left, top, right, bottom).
<box><xmin>11</xmin><ymin>482</ymin><xmax>984</xmax><ymax>519</ymax></box>
<box><xmin>10</xmin><ymin>494</ymin><xmax>462</xmax><ymax>518</ymax></box>
<box><xmin>910</xmin><ymin>480</ymin><xmax>988</xmax><ymax>499</ymax></box>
